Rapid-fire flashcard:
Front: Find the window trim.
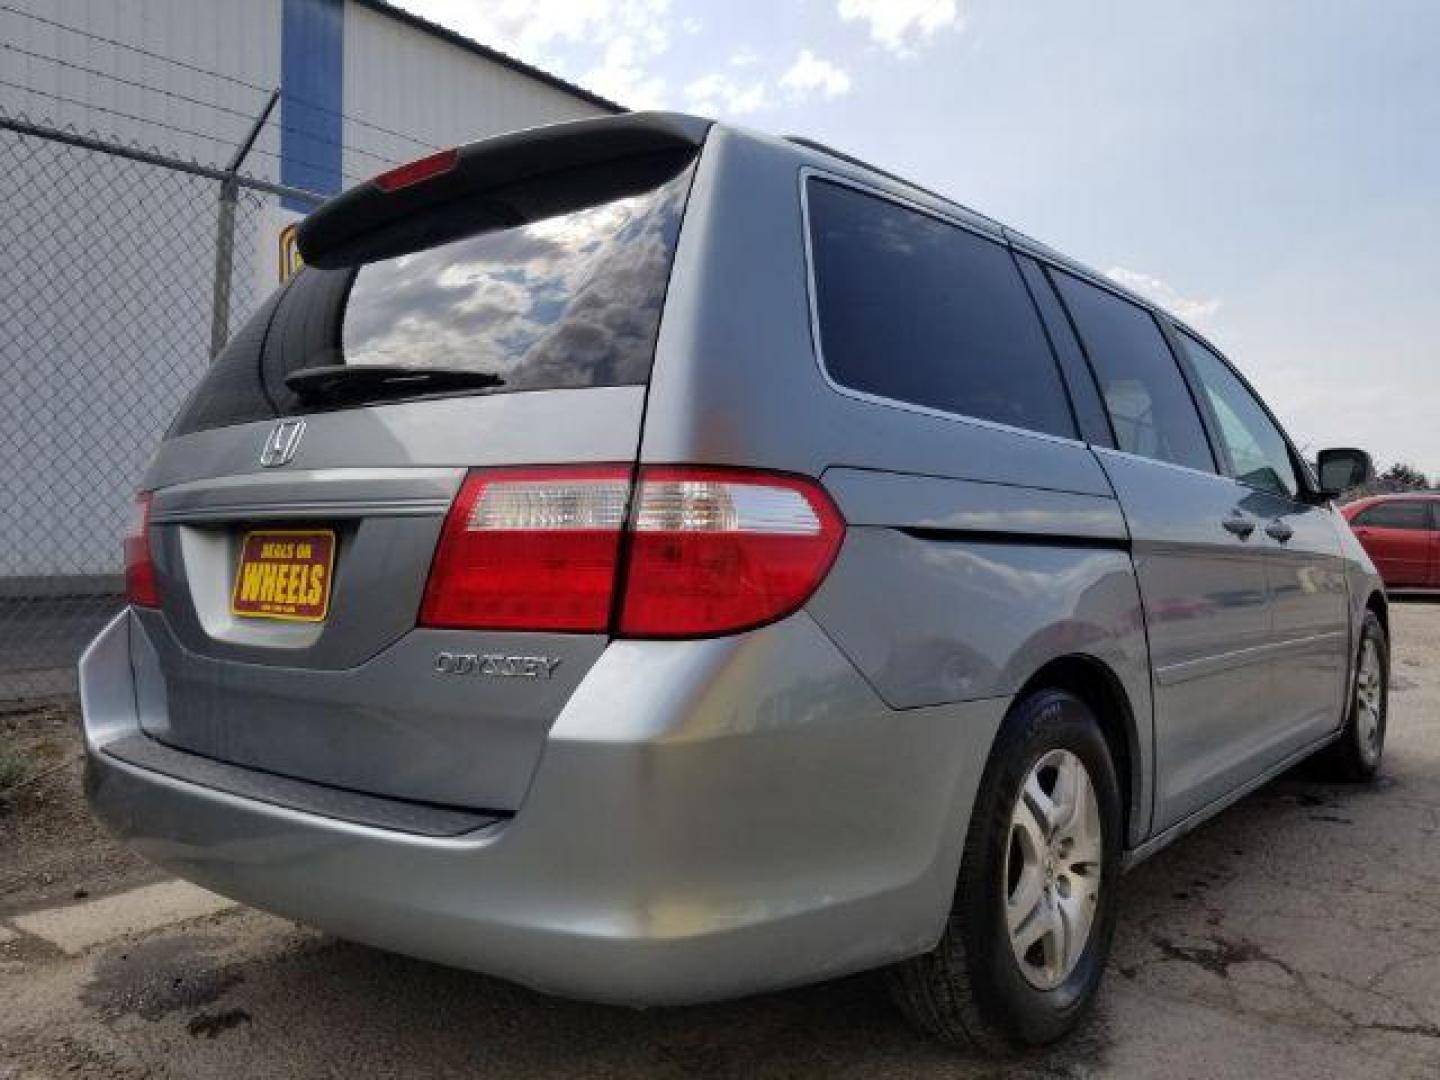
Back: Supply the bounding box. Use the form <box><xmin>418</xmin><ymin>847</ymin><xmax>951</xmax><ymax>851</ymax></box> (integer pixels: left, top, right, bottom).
<box><xmin>797</xmin><ymin>166</ymin><xmax>1086</xmax><ymax>448</ymax></box>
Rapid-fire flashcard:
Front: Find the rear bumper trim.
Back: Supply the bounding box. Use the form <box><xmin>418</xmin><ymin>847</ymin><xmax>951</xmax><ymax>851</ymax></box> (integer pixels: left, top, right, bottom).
<box><xmin>103</xmin><ymin>733</ymin><xmax>502</xmax><ymax>838</ymax></box>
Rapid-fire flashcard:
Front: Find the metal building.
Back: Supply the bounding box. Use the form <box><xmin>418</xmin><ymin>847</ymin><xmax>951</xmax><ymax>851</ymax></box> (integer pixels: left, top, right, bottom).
<box><xmin>0</xmin><ymin>0</ymin><xmax>620</xmax><ymax>696</ymax></box>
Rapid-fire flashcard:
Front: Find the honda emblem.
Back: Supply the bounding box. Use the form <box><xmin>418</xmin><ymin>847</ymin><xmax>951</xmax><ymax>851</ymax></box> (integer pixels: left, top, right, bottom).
<box><xmin>259</xmin><ymin>419</ymin><xmax>306</xmax><ymax>467</ymax></box>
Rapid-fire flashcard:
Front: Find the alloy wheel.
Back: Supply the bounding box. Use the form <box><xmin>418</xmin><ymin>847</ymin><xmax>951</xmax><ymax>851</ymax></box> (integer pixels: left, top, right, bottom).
<box><xmin>1004</xmin><ymin>748</ymin><xmax>1103</xmax><ymax>990</ymax></box>
<box><xmin>1355</xmin><ymin>636</ymin><xmax>1384</xmax><ymax>765</ymax></box>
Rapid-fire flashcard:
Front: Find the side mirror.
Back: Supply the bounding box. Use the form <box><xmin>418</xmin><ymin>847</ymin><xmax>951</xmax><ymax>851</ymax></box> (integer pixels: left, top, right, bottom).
<box><xmin>1316</xmin><ymin>447</ymin><xmax>1375</xmax><ymax>499</ymax></box>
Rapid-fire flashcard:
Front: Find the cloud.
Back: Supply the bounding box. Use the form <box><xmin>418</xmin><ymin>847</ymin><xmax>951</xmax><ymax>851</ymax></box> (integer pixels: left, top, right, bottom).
<box><xmin>780</xmin><ymin>50</ymin><xmax>853</xmax><ymax>100</ymax></box>
<box><xmin>684</xmin><ymin>73</ymin><xmax>770</xmax><ymax>117</ymax></box>
<box><xmin>399</xmin><ymin>2</ymin><xmax>849</xmax><ymax>115</ymax></box>
<box><xmin>582</xmin><ymin>35</ymin><xmax>667</xmax><ymax>109</ymax></box>
<box><xmin>837</xmin><ymin>0</ymin><xmax>962</xmax><ymax>55</ymax></box>
<box><xmin>1105</xmin><ymin>267</ymin><xmax>1222</xmax><ymax>324</ymax></box>
<box><xmin>392</xmin><ymin>0</ymin><xmax>672</xmax><ymax>105</ymax></box>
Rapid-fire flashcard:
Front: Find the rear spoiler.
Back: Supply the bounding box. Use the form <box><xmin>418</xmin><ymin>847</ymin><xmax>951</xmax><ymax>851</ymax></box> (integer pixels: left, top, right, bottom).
<box><xmin>296</xmin><ymin>111</ymin><xmax>713</xmax><ymax>267</ymax></box>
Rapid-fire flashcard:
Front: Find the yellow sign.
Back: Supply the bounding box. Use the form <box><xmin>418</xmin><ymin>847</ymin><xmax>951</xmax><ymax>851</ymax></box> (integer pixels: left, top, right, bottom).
<box><xmin>231</xmin><ymin>529</ymin><xmax>335</xmax><ymax>622</ymax></box>
<box><xmin>278</xmin><ymin>223</ymin><xmax>304</xmax><ymax>283</ymax></box>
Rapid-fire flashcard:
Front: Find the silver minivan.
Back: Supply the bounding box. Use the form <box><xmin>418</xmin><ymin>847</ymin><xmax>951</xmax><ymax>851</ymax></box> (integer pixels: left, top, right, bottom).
<box><xmin>81</xmin><ymin>112</ymin><xmax>1389</xmax><ymax>1053</ymax></box>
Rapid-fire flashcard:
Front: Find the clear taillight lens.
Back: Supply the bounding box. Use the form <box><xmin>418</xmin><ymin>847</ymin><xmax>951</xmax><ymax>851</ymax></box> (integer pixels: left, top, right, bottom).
<box><xmin>419</xmin><ymin>467</ymin><xmax>630</xmax><ymax>632</ymax></box>
<box><xmin>123</xmin><ymin>493</ymin><xmax>161</xmax><ymax>608</ymax></box>
<box><xmin>419</xmin><ymin>466</ymin><xmax>846</xmax><ymax>637</ymax></box>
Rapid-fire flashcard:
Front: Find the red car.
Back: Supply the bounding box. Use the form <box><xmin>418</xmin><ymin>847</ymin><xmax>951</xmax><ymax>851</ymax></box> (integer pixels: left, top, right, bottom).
<box><xmin>1342</xmin><ymin>493</ymin><xmax>1440</xmax><ymax>590</ymax></box>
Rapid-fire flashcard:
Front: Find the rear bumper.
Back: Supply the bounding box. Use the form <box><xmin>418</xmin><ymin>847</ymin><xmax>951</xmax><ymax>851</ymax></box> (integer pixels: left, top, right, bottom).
<box><xmin>80</xmin><ymin>609</ymin><xmax>1003</xmax><ymax>1005</ymax></box>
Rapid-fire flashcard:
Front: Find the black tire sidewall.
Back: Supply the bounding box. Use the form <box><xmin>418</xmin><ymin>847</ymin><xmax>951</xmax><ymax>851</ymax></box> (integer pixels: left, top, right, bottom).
<box><xmin>958</xmin><ymin>690</ymin><xmax>1123</xmax><ymax>1046</ymax></box>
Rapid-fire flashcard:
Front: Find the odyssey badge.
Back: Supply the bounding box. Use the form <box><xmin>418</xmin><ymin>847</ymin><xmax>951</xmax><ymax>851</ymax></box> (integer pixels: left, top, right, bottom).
<box><xmin>433</xmin><ymin>652</ymin><xmax>562</xmax><ymax>679</ymax></box>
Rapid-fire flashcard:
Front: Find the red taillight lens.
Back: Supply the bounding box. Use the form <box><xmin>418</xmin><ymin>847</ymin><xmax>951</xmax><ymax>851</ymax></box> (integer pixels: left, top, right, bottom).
<box><xmin>372</xmin><ymin>148</ymin><xmax>459</xmax><ymax>192</ymax></box>
<box><xmin>618</xmin><ymin>468</ymin><xmax>845</xmax><ymax>638</ymax></box>
<box><xmin>419</xmin><ymin>466</ymin><xmax>845</xmax><ymax>637</ymax></box>
<box><xmin>419</xmin><ymin>467</ymin><xmax>630</xmax><ymax>632</ymax></box>
<box><xmin>123</xmin><ymin>493</ymin><xmax>161</xmax><ymax>608</ymax></box>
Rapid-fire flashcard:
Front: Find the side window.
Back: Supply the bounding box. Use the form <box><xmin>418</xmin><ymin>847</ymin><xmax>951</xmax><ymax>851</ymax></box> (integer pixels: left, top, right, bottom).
<box><xmin>1178</xmin><ymin>333</ymin><xmax>1300</xmax><ymax>500</ymax></box>
<box><xmin>1354</xmin><ymin>502</ymin><xmax>1430</xmax><ymax>530</ymax></box>
<box><xmin>1051</xmin><ymin>271</ymin><xmax>1214</xmax><ymax>472</ymax></box>
<box><xmin>806</xmin><ymin>179</ymin><xmax>1076</xmax><ymax>439</ymax></box>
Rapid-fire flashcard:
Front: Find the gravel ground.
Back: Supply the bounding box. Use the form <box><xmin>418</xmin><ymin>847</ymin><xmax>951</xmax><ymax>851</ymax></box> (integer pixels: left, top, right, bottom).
<box><xmin>2</xmin><ymin>602</ymin><xmax>1438</xmax><ymax>1078</ymax></box>
<box><xmin>0</xmin><ymin>704</ymin><xmax>162</xmax><ymax>917</ymax></box>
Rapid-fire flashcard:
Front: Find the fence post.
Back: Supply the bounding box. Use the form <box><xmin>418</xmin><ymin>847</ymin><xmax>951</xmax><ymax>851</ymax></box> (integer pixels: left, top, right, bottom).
<box><xmin>210</xmin><ymin>88</ymin><xmax>280</xmax><ymax>359</ymax></box>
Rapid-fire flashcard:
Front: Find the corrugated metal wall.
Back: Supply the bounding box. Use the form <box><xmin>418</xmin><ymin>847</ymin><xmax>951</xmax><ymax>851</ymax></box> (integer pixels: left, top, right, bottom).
<box><xmin>342</xmin><ymin>1</ymin><xmax>610</xmax><ymax>178</ymax></box>
<box><xmin>0</xmin><ymin>0</ymin><xmax>284</xmax><ymax>176</ymax></box>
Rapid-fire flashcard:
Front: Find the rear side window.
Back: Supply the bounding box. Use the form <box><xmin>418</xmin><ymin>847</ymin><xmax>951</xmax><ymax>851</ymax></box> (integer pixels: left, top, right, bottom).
<box><xmin>805</xmin><ymin>179</ymin><xmax>1076</xmax><ymax>439</ymax></box>
<box><xmin>171</xmin><ymin>158</ymin><xmax>695</xmax><ymax>436</ymax></box>
<box><xmin>1353</xmin><ymin>502</ymin><xmax>1431</xmax><ymax>530</ymax></box>
<box><xmin>1052</xmin><ymin>271</ymin><xmax>1214</xmax><ymax>472</ymax></box>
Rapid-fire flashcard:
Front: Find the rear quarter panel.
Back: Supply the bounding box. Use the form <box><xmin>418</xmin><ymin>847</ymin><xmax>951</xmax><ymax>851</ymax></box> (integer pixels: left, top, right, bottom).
<box><xmin>642</xmin><ymin>128</ymin><xmax>1155</xmax><ymax>843</ymax></box>
<box><xmin>808</xmin><ymin>469</ymin><xmax>1154</xmax><ymax>845</ymax></box>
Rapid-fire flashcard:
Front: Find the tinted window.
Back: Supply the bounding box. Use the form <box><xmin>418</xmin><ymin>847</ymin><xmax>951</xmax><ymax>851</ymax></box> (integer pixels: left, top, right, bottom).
<box><xmin>1354</xmin><ymin>502</ymin><xmax>1431</xmax><ymax>530</ymax></box>
<box><xmin>1053</xmin><ymin>271</ymin><xmax>1213</xmax><ymax>472</ymax></box>
<box><xmin>172</xmin><ymin>159</ymin><xmax>694</xmax><ymax>435</ymax></box>
<box><xmin>807</xmin><ymin>180</ymin><xmax>1075</xmax><ymax>438</ymax></box>
<box><xmin>1179</xmin><ymin>333</ymin><xmax>1299</xmax><ymax>499</ymax></box>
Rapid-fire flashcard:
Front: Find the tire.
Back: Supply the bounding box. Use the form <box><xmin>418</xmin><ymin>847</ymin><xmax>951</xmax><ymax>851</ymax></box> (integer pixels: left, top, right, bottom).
<box><xmin>1317</xmin><ymin>611</ymin><xmax>1388</xmax><ymax>782</ymax></box>
<box><xmin>887</xmin><ymin>689</ymin><xmax>1123</xmax><ymax>1054</ymax></box>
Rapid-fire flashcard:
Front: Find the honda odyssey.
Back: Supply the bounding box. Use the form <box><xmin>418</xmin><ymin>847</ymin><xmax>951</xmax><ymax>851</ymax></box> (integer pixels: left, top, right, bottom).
<box><xmin>81</xmin><ymin>112</ymin><xmax>1389</xmax><ymax>1053</ymax></box>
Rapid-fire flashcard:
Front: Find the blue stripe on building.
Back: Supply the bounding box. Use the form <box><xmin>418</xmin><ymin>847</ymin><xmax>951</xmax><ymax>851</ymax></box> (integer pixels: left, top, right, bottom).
<box><xmin>281</xmin><ymin>0</ymin><xmax>344</xmax><ymax>211</ymax></box>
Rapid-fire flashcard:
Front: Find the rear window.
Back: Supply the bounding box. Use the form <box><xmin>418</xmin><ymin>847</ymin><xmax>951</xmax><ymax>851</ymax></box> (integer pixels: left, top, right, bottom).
<box><xmin>805</xmin><ymin>178</ymin><xmax>1076</xmax><ymax>439</ymax></box>
<box><xmin>171</xmin><ymin>158</ymin><xmax>695</xmax><ymax>436</ymax></box>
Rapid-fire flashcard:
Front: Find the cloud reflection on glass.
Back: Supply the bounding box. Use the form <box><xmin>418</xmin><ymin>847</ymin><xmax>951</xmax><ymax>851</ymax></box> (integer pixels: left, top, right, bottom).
<box><xmin>341</xmin><ymin>163</ymin><xmax>693</xmax><ymax>392</ymax></box>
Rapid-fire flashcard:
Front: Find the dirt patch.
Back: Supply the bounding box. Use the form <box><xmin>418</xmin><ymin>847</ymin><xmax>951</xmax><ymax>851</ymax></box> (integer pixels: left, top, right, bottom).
<box><xmin>0</xmin><ymin>702</ymin><xmax>163</xmax><ymax>917</ymax></box>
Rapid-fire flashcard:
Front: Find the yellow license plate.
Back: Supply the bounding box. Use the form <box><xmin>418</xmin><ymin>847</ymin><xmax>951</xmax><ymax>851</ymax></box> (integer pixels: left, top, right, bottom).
<box><xmin>230</xmin><ymin>529</ymin><xmax>336</xmax><ymax>622</ymax></box>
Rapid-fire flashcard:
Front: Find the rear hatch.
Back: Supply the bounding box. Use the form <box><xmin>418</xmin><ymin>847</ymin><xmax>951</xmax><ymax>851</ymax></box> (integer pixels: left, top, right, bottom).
<box><xmin>130</xmin><ymin>114</ymin><xmax>707</xmax><ymax>814</ymax></box>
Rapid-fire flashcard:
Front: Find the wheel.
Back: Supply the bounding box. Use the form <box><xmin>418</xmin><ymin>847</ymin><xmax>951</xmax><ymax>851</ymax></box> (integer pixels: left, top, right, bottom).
<box><xmin>887</xmin><ymin>689</ymin><xmax>1122</xmax><ymax>1054</ymax></box>
<box><xmin>1317</xmin><ymin>611</ymin><xmax>1388</xmax><ymax>782</ymax></box>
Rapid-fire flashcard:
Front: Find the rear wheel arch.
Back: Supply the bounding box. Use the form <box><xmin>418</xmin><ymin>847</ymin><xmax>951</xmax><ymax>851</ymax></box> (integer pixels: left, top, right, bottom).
<box><xmin>1013</xmin><ymin>656</ymin><xmax>1140</xmax><ymax>850</ymax></box>
<box><xmin>889</xmin><ymin>682</ymin><xmax>1125</xmax><ymax>1051</ymax></box>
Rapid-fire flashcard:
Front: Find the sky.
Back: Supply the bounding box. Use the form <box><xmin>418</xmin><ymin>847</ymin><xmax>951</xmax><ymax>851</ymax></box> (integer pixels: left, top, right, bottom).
<box><xmin>399</xmin><ymin>0</ymin><xmax>1440</xmax><ymax>476</ymax></box>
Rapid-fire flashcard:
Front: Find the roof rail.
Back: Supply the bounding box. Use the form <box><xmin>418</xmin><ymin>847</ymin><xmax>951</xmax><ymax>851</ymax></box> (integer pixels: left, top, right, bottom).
<box><xmin>785</xmin><ymin>135</ymin><xmax>1001</xmax><ymax>232</ymax></box>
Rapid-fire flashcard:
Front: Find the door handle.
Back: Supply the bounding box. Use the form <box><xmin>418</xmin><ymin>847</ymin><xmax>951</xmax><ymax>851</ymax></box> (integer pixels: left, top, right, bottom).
<box><xmin>1265</xmin><ymin>519</ymin><xmax>1294</xmax><ymax>543</ymax></box>
<box><xmin>1222</xmin><ymin>515</ymin><xmax>1256</xmax><ymax>539</ymax></box>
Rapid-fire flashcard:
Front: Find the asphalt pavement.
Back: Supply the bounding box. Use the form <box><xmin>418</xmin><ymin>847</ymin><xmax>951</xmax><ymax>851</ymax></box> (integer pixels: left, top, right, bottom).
<box><xmin>2</xmin><ymin>603</ymin><xmax>1439</xmax><ymax>1079</ymax></box>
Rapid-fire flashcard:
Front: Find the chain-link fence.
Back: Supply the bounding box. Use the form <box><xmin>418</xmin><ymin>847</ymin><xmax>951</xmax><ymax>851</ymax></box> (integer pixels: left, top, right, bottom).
<box><xmin>0</xmin><ymin>116</ymin><xmax>323</xmax><ymax>699</ymax></box>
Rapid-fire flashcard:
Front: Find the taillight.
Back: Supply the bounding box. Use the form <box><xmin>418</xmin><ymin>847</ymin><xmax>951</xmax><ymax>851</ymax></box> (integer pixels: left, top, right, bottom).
<box><xmin>123</xmin><ymin>493</ymin><xmax>160</xmax><ymax>608</ymax></box>
<box><xmin>618</xmin><ymin>468</ymin><xmax>845</xmax><ymax>638</ymax></box>
<box><xmin>419</xmin><ymin>467</ymin><xmax>630</xmax><ymax>632</ymax></box>
<box><xmin>419</xmin><ymin>466</ymin><xmax>845</xmax><ymax>638</ymax></box>
<box><xmin>372</xmin><ymin>148</ymin><xmax>459</xmax><ymax>192</ymax></box>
